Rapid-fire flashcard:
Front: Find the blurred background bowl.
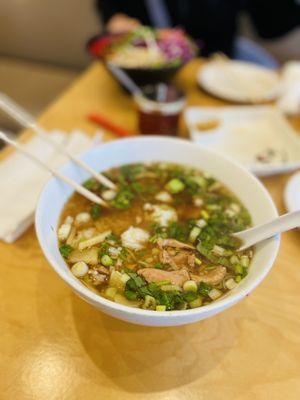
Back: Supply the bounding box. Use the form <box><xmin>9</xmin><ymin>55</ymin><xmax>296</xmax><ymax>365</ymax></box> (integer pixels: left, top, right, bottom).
<box><xmin>87</xmin><ymin>33</ymin><xmax>191</xmax><ymax>86</ymax></box>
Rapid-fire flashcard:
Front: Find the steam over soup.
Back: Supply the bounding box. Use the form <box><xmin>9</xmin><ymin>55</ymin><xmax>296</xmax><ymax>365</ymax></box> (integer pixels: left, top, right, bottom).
<box><xmin>58</xmin><ymin>163</ymin><xmax>253</xmax><ymax>311</ymax></box>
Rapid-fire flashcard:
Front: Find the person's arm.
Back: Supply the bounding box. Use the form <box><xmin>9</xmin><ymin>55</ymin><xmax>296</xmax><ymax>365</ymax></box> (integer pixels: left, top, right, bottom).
<box><xmin>96</xmin><ymin>0</ymin><xmax>123</xmax><ymax>23</ymax></box>
<box><xmin>106</xmin><ymin>13</ymin><xmax>140</xmax><ymax>34</ymax></box>
<box><xmin>247</xmin><ymin>0</ymin><xmax>300</xmax><ymax>39</ymax></box>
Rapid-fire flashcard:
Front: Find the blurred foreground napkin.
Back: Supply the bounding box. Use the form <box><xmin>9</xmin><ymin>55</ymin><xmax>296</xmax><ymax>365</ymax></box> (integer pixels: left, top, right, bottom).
<box><xmin>0</xmin><ymin>130</ymin><xmax>102</xmax><ymax>243</ymax></box>
<box><xmin>277</xmin><ymin>61</ymin><xmax>300</xmax><ymax>115</ymax></box>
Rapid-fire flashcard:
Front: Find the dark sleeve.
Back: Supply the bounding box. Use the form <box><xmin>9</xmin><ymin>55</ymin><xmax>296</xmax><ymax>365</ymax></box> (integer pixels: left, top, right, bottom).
<box><xmin>95</xmin><ymin>0</ymin><xmax>150</xmax><ymax>25</ymax></box>
<box><xmin>247</xmin><ymin>0</ymin><xmax>300</xmax><ymax>39</ymax></box>
<box><xmin>96</xmin><ymin>0</ymin><xmax>123</xmax><ymax>22</ymax></box>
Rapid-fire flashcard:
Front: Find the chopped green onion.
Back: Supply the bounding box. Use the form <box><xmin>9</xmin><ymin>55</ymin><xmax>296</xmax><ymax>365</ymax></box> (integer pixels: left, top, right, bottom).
<box><xmin>195</xmin><ymin>258</ymin><xmax>202</xmax><ymax>265</ymax></box>
<box><xmin>90</xmin><ymin>204</ymin><xmax>101</xmax><ymax>220</ymax></box>
<box><xmin>225</xmin><ymin>278</ymin><xmax>237</xmax><ymax>290</ymax></box>
<box><xmin>200</xmin><ymin>210</ymin><xmax>210</xmax><ymax>220</ymax></box>
<box><xmin>230</xmin><ymin>255</ymin><xmax>239</xmax><ymax>265</ymax></box>
<box><xmin>167</xmin><ymin>221</ymin><xmax>189</xmax><ymax>242</ymax></box>
<box><xmin>189</xmin><ymin>226</ymin><xmax>201</xmax><ymax>242</ymax></box>
<box><xmin>240</xmin><ymin>255</ymin><xmax>250</xmax><ymax>268</ymax></box>
<box><xmin>183</xmin><ymin>280</ymin><xmax>198</xmax><ymax>293</ymax></box>
<box><xmin>234</xmin><ymin>264</ymin><xmax>243</xmax><ymax>274</ymax></box>
<box><xmin>235</xmin><ymin>275</ymin><xmax>242</xmax><ymax>283</ymax></box>
<box><xmin>83</xmin><ymin>178</ymin><xmax>98</xmax><ymax>191</ymax></box>
<box><xmin>101</xmin><ymin>254</ymin><xmax>114</xmax><ymax>267</ymax></box>
<box><xmin>124</xmin><ymin>290</ymin><xmax>138</xmax><ymax>301</ymax></box>
<box><xmin>109</xmin><ymin>271</ymin><xmax>126</xmax><ymax>290</ymax></box>
<box><xmin>143</xmin><ymin>295</ymin><xmax>156</xmax><ymax>310</ymax></box>
<box><xmin>195</xmin><ymin>218</ymin><xmax>206</xmax><ymax>228</ymax></box>
<box><xmin>189</xmin><ymin>297</ymin><xmax>202</xmax><ymax>308</ymax></box>
<box><xmin>107</xmin><ymin>233</ymin><xmax>120</xmax><ymax>242</ymax></box>
<box><xmin>212</xmin><ymin>245</ymin><xmax>225</xmax><ymax>256</ymax></box>
<box><xmin>206</xmin><ymin>204</ymin><xmax>220</xmax><ymax>211</ymax></box>
<box><xmin>192</xmin><ymin>176</ymin><xmax>207</xmax><ymax>188</ymax></box>
<box><xmin>121</xmin><ymin>273</ymin><xmax>131</xmax><ymax>284</ymax></box>
<box><xmin>183</xmin><ymin>291</ymin><xmax>198</xmax><ymax>302</ymax></box>
<box><xmin>154</xmin><ymin>262</ymin><xmax>165</xmax><ymax>269</ymax></box>
<box><xmin>165</xmin><ymin>178</ymin><xmax>185</xmax><ymax>194</ymax></box>
<box><xmin>71</xmin><ymin>261</ymin><xmax>88</xmax><ymax>277</ymax></box>
<box><xmin>131</xmin><ymin>182</ymin><xmax>146</xmax><ymax>194</ymax></box>
<box><xmin>208</xmin><ymin>288</ymin><xmax>222</xmax><ymax>300</ymax></box>
<box><xmin>177</xmin><ymin>302</ymin><xmax>188</xmax><ymax>310</ymax></box>
<box><xmin>198</xmin><ymin>281</ymin><xmax>212</xmax><ymax>296</ymax></box>
<box><xmin>113</xmin><ymin>188</ymin><xmax>134</xmax><ymax>209</ymax></box>
<box><xmin>126</xmin><ymin>272</ymin><xmax>145</xmax><ymax>289</ymax></box>
<box><xmin>105</xmin><ymin>287</ymin><xmax>117</xmax><ymax>299</ymax></box>
<box><xmin>156</xmin><ymin>305</ymin><xmax>167</xmax><ymax>311</ymax></box>
<box><xmin>59</xmin><ymin>244</ymin><xmax>73</xmax><ymax>258</ymax></box>
<box><xmin>241</xmin><ymin>267</ymin><xmax>248</xmax><ymax>278</ymax></box>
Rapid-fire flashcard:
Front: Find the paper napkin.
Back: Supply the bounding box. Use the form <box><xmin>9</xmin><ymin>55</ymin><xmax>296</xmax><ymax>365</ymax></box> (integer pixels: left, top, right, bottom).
<box><xmin>0</xmin><ymin>130</ymin><xmax>102</xmax><ymax>243</ymax></box>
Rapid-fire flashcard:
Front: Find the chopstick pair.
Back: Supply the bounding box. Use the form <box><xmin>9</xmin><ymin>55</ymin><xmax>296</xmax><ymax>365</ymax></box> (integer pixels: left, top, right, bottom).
<box><xmin>0</xmin><ymin>93</ymin><xmax>116</xmax><ymax>207</ymax></box>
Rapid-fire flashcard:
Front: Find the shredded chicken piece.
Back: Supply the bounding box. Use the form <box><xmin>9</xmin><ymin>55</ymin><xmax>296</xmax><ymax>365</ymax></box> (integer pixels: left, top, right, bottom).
<box><xmin>88</xmin><ymin>270</ymin><xmax>107</xmax><ymax>285</ymax></box>
<box><xmin>157</xmin><ymin>238</ymin><xmax>195</xmax><ymax>250</ymax></box>
<box><xmin>187</xmin><ymin>254</ymin><xmax>196</xmax><ymax>267</ymax></box>
<box><xmin>96</xmin><ymin>266</ymin><xmax>110</xmax><ymax>275</ymax></box>
<box><xmin>157</xmin><ymin>238</ymin><xmax>196</xmax><ymax>270</ymax></box>
<box><xmin>160</xmin><ymin>249</ymin><xmax>195</xmax><ymax>270</ymax></box>
<box><xmin>138</xmin><ymin>268</ymin><xmax>190</xmax><ymax>287</ymax></box>
<box><xmin>160</xmin><ymin>249</ymin><xmax>177</xmax><ymax>269</ymax></box>
<box><xmin>191</xmin><ymin>266</ymin><xmax>227</xmax><ymax>285</ymax></box>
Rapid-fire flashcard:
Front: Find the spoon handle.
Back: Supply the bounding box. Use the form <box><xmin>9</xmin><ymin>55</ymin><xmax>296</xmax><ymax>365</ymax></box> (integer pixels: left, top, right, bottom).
<box><xmin>106</xmin><ymin>63</ymin><xmax>143</xmax><ymax>96</ymax></box>
<box><xmin>235</xmin><ymin>210</ymin><xmax>300</xmax><ymax>250</ymax></box>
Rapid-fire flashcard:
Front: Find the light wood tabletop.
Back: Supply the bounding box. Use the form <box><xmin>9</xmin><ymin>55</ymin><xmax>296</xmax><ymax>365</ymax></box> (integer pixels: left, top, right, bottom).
<box><xmin>1</xmin><ymin>60</ymin><xmax>300</xmax><ymax>400</ymax></box>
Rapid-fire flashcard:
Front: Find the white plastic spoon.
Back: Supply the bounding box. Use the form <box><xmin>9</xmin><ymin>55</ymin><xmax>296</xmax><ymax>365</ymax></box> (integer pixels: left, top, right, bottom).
<box><xmin>234</xmin><ymin>210</ymin><xmax>300</xmax><ymax>251</ymax></box>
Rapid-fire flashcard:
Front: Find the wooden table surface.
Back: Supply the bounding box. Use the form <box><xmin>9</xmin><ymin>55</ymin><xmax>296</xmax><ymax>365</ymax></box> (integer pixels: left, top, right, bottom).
<box><xmin>2</xmin><ymin>60</ymin><xmax>300</xmax><ymax>400</ymax></box>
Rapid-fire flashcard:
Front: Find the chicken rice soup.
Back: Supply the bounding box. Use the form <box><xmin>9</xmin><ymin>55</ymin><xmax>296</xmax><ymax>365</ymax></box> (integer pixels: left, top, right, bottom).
<box><xmin>58</xmin><ymin>163</ymin><xmax>252</xmax><ymax>311</ymax></box>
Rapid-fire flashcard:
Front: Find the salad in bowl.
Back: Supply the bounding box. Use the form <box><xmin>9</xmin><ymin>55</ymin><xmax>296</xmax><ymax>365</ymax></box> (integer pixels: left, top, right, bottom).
<box><xmin>88</xmin><ymin>26</ymin><xmax>198</xmax><ymax>85</ymax></box>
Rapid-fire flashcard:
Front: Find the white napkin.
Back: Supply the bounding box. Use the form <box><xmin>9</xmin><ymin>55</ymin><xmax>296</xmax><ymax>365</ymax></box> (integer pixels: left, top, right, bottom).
<box><xmin>277</xmin><ymin>61</ymin><xmax>300</xmax><ymax>115</ymax></box>
<box><xmin>0</xmin><ymin>130</ymin><xmax>102</xmax><ymax>243</ymax></box>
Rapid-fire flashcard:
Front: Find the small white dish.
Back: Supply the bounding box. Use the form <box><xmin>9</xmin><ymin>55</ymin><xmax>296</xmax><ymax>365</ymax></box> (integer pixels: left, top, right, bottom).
<box><xmin>35</xmin><ymin>136</ymin><xmax>279</xmax><ymax>327</ymax></box>
<box><xmin>185</xmin><ymin>106</ymin><xmax>300</xmax><ymax>177</ymax></box>
<box><xmin>198</xmin><ymin>60</ymin><xmax>281</xmax><ymax>103</ymax></box>
<box><xmin>284</xmin><ymin>171</ymin><xmax>300</xmax><ymax>213</ymax></box>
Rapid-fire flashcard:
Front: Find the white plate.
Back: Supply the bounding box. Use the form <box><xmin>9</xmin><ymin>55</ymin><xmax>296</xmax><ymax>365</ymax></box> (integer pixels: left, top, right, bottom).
<box><xmin>198</xmin><ymin>60</ymin><xmax>281</xmax><ymax>103</ymax></box>
<box><xmin>284</xmin><ymin>171</ymin><xmax>300</xmax><ymax>213</ymax></box>
<box><xmin>185</xmin><ymin>106</ymin><xmax>300</xmax><ymax>177</ymax></box>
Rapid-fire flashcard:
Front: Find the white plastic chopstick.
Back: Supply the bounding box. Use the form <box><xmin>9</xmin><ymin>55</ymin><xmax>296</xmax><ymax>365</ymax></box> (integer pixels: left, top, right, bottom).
<box><xmin>0</xmin><ymin>131</ymin><xmax>108</xmax><ymax>207</ymax></box>
<box><xmin>0</xmin><ymin>92</ymin><xmax>116</xmax><ymax>190</ymax></box>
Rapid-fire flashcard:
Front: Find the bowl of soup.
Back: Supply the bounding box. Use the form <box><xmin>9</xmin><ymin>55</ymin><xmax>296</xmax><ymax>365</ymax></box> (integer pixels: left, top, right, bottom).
<box><xmin>35</xmin><ymin>136</ymin><xmax>279</xmax><ymax>326</ymax></box>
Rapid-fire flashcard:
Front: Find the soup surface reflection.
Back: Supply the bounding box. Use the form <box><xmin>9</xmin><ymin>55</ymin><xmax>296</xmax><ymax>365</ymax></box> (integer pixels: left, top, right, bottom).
<box><xmin>58</xmin><ymin>163</ymin><xmax>252</xmax><ymax>311</ymax></box>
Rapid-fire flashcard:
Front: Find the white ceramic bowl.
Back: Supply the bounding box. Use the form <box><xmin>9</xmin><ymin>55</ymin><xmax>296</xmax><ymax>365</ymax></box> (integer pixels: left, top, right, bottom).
<box><xmin>35</xmin><ymin>136</ymin><xmax>280</xmax><ymax>326</ymax></box>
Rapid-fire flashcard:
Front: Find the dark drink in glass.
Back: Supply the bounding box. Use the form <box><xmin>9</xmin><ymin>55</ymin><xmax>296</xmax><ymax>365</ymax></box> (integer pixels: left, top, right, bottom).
<box><xmin>135</xmin><ymin>84</ymin><xmax>185</xmax><ymax>136</ymax></box>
